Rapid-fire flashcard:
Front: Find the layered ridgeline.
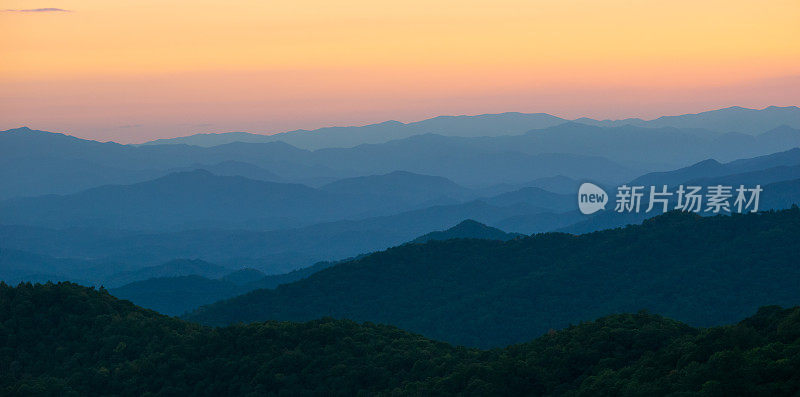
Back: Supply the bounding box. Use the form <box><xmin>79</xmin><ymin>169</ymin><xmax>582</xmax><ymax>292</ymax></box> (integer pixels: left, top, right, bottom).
<box><xmin>562</xmin><ymin>147</ymin><xmax>800</xmax><ymax>234</ymax></box>
<box><xmin>2</xmin><ymin>283</ymin><xmax>800</xmax><ymax>395</ymax></box>
<box><xmin>103</xmin><ymin>222</ymin><xmax>518</xmax><ymax>316</ymax></box>
<box><xmin>187</xmin><ymin>208</ymin><xmax>800</xmax><ymax>347</ymax></box>
<box><xmin>5</xmin><ymin>146</ymin><xmax>800</xmax><ymax>282</ymax></box>
<box><xmin>0</xmin><ymin>172</ymin><xmax>578</xmax><ymax>281</ymax></box>
<box><xmin>3</xmin><ymin>123</ymin><xmax>800</xmax><ymax>283</ymax></box>
<box><xmin>0</xmin><ymin>169</ymin><xmax>573</xmax><ymax>232</ymax></box>
<box><xmin>4</xmin><ymin>107</ymin><xmax>800</xmax><ymax>200</ymax></box>
<box><xmin>108</xmin><ymin>261</ymin><xmax>335</xmax><ymax>316</ymax></box>
<box><xmin>141</xmin><ymin>105</ymin><xmax>800</xmax><ymax>149</ymax></box>
<box><xmin>411</xmin><ymin>219</ymin><xmax>522</xmax><ymax>243</ymax></box>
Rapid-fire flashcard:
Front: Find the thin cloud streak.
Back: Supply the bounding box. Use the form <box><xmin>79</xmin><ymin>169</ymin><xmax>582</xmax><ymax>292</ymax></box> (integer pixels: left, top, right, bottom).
<box><xmin>3</xmin><ymin>8</ymin><xmax>72</xmax><ymax>13</ymax></box>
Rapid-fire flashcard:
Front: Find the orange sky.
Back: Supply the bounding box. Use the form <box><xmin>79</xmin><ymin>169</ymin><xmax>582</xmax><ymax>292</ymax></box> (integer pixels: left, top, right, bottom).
<box><xmin>1</xmin><ymin>0</ymin><xmax>799</xmax><ymax>143</ymax></box>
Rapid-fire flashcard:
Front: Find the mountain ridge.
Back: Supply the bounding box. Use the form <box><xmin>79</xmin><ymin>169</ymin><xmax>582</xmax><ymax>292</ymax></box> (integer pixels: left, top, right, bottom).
<box><xmin>4</xmin><ymin>282</ymin><xmax>800</xmax><ymax>395</ymax></box>
<box><xmin>185</xmin><ymin>208</ymin><xmax>800</xmax><ymax>347</ymax></box>
<box><xmin>134</xmin><ymin>105</ymin><xmax>800</xmax><ymax>149</ymax></box>
<box><xmin>411</xmin><ymin>219</ymin><xmax>521</xmax><ymax>243</ymax></box>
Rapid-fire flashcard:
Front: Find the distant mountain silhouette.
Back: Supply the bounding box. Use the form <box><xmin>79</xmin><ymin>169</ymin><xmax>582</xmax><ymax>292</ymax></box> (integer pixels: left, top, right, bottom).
<box><xmin>0</xmin><ymin>127</ymin><xmax>317</xmax><ymax>198</ymax></box>
<box><xmin>725</xmin><ymin>144</ymin><xmax>800</xmax><ymax>170</ymax></box>
<box><xmin>219</xmin><ymin>268</ymin><xmax>267</xmax><ymax>285</ymax></box>
<box><xmin>321</xmin><ymin>170</ymin><xmax>470</xmax><ymax>200</ymax></box>
<box><xmin>558</xmin><ymin>176</ymin><xmax>800</xmax><ymax>235</ymax></box>
<box><xmin>519</xmin><ymin>175</ymin><xmax>581</xmax><ymax>194</ymax></box>
<box><xmin>141</xmin><ymin>106</ymin><xmax>800</xmax><ymax>149</ymax></box>
<box><xmin>631</xmin><ymin>158</ymin><xmax>729</xmax><ymax>186</ymax></box>
<box><xmin>489</xmin><ymin>123</ymin><xmax>800</xmax><ymax>167</ymax></box>
<box><xmin>517</xmin><ymin>147</ymin><xmax>800</xmax><ymax>235</ymax></box>
<box><xmin>0</xmin><ymin>195</ymin><xmax>568</xmax><ymax>277</ymax></box>
<box><xmin>318</xmin><ymin>171</ymin><xmax>475</xmax><ymax>215</ymax></box>
<box><xmin>0</xmin><ymin>248</ymin><xmax>90</xmax><ymax>285</ymax></box>
<box><xmin>0</xmin><ymin>170</ymin><xmax>365</xmax><ymax>231</ymax></box>
<box><xmin>754</xmin><ymin>125</ymin><xmax>800</xmax><ymax>152</ymax></box>
<box><xmin>102</xmin><ymin>259</ymin><xmax>230</xmax><ymax>287</ymax></box>
<box><xmin>0</xmin><ymin>159</ymin><xmax>282</xmax><ymax>200</ymax></box>
<box><xmin>4</xmin><ymin>118</ymin><xmax>800</xmax><ymax>284</ymax></box>
<box><xmin>6</xmin><ymin>146</ymin><xmax>800</xmax><ymax>277</ymax></box>
<box><xmin>108</xmin><ymin>260</ymin><xmax>336</xmax><ymax>315</ymax></box>
<box><xmin>331</xmin><ymin>198</ymin><xmax>566</xmax><ymax>237</ymax></box>
<box><xmin>493</xmin><ymin>210</ymin><xmax>584</xmax><ymax>234</ymax></box>
<box><xmin>142</xmin><ymin>131</ymin><xmax>276</xmax><ymax>147</ymax></box>
<box><xmin>0</xmin><ymin>126</ymin><xmax>640</xmax><ymax>193</ymax></box>
<box><xmin>309</xmin><ymin>133</ymin><xmax>640</xmax><ymax>185</ymax></box>
<box><xmin>631</xmin><ymin>147</ymin><xmax>800</xmax><ymax>186</ymax></box>
<box><xmin>687</xmin><ymin>164</ymin><xmax>800</xmax><ymax>187</ymax></box>
<box><xmin>578</xmin><ymin>105</ymin><xmax>800</xmax><ymax>134</ymax></box>
<box><xmin>412</xmin><ymin>219</ymin><xmax>521</xmax><ymax>243</ymax></box>
<box><xmin>0</xmin><ymin>156</ymin><xmax>164</xmax><ymax>200</ymax></box>
<box><xmin>141</xmin><ymin>113</ymin><xmax>567</xmax><ymax>149</ymax></box>
<box><xmin>0</xmin><ymin>247</ymin><xmax>234</xmax><ymax>287</ymax></box>
<box><xmin>1</xmin><ymin>169</ymin><xmax>545</xmax><ymax>231</ymax></box>
<box><xmin>168</xmin><ymin>160</ymin><xmax>283</xmax><ymax>182</ymax></box>
<box><xmin>110</xmin><ymin>275</ymin><xmax>243</xmax><ymax>316</ymax></box>
<box><xmin>0</xmin><ymin>127</ymin><xmax>310</xmax><ymax>172</ymax></box>
<box><xmin>7</xmin><ymin>122</ymin><xmax>798</xmax><ymax>197</ymax></box>
<box><xmin>4</xmin><ymin>145</ymin><xmax>800</xmax><ymax>281</ymax></box>
<box><xmin>6</xmin><ymin>108</ymin><xmax>798</xmax><ymax>189</ymax></box>
<box><xmin>483</xmin><ymin>186</ymin><xmax>572</xmax><ymax>210</ymax></box>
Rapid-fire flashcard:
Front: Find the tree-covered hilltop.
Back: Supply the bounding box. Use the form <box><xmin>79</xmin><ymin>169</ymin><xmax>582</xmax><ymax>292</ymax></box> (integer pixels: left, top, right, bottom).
<box><xmin>2</xmin><ymin>282</ymin><xmax>800</xmax><ymax>395</ymax></box>
<box><xmin>411</xmin><ymin>219</ymin><xmax>522</xmax><ymax>243</ymax></box>
<box><xmin>0</xmin><ymin>282</ymin><xmax>470</xmax><ymax>396</ymax></box>
<box><xmin>186</xmin><ymin>208</ymin><xmax>800</xmax><ymax>347</ymax></box>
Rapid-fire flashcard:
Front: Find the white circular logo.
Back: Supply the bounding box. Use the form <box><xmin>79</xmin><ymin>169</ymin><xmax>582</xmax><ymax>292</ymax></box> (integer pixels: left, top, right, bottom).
<box><xmin>578</xmin><ymin>183</ymin><xmax>608</xmax><ymax>215</ymax></box>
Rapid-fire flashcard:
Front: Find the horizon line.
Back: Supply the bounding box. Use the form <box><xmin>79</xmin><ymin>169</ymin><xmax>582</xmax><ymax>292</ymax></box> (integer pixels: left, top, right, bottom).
<box><xmin>4</xmin><ymin>104</ymin><xmax>799</xmax><ymax>145</ymax></box>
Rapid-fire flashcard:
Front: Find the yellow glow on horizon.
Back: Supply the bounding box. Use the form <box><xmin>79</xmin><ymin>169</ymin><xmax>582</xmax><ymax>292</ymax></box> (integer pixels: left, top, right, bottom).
<box><xmin>1</xmin><ymin>0</ymin><xmax>798</xmax><ymax>141</ymax></box>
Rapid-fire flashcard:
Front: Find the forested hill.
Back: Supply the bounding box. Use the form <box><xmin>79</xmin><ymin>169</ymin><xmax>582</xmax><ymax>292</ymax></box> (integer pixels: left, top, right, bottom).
<box><xmin>187</xmin><ymin>207</ymin><xmax>800</xmax><ymax>347</ymax></box>
<box><xmin>2</xmin><ymin>282</ymin><xmax>800</xmax><ymax>395</ymax></box>
<box><xmin>411</xmin><ymin>219</ymin><xmax>521</xmax><ymax>243</ymax></box>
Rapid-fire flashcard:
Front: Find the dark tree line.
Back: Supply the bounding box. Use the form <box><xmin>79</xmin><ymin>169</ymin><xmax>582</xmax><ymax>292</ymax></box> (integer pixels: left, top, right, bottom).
<box><xmin>1</xmin><ymin>282</ymin><xmax>800</xmax><ymax>396</ymax></box>
<box><xmin>187</xmin><ymin>208</ymin><xmax>800</xmax><ymax>347</ymax></box>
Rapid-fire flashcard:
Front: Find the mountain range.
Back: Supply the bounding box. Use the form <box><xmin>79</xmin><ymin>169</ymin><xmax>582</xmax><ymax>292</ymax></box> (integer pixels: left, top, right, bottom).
<box><xmin>141</xmin><ymin>105</ymin><xmax>800</xmax><ymax>149</ymax></box>
<box><xmin>0</xmin><ymin>169</ymin><xmax>574</xmax><ymax>232</ymax></box>
<box><xmin>579</xmin><ymin>105</ymin><xmax>800</xmax><ymax>134</ymax></box>
<box><xmin>4</xmin><ymin>143</ymin><xmax>800</xmax><ymax>282</ymax></box>
<box><xmin>561</xmin><ymin>147</ymin><xmax>800</xmax><ymax>233</ymax></box>
<box><xmin>631</xmin><ymin>147</ymin><xmax>800</xmax><ymax>186</ymax></box>
<box><xmin>0</xmin><ymin>126</ymin><xmax>641</xmax><ymax>200</ymax></box>
<box><xmin>4</xmin><ymin>107</ymin><xmax>800</xmax><ymax>200</ymax></box>
<box><xmin>186</xmin><ymin>208</ymin><xmax>800</xmax><ymax>347</ymax></box>
<box><xmin>3</xmin><ymin>105</ymin><xmax>800</xmax><ymax>395</ymax></box>
<box><xmin>3</xmin><ymin>106</ymin><xmax>800</xmax><ymax>297</ymax></box>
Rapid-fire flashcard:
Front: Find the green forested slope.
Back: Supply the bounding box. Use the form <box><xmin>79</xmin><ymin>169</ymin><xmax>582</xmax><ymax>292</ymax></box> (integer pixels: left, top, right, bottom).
<box><xmin>187</xmin><ymin>208</ymin><xmax>800</xmax><ymax>347</ymax></box>
<box><xmin>2</xmin><ymin>282</ymin><xmax>800</xmax><ymax>395</ymax></box>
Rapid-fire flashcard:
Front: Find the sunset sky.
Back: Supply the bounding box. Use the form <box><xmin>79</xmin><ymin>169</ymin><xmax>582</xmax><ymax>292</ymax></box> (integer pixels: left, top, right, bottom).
<box><xmin>1</xmin><ymin>0</ymin><xmax>798</xmax><ymax>143</ymax></box>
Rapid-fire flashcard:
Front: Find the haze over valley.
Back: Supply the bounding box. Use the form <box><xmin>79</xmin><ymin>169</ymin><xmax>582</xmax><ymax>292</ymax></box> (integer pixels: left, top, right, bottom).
<box><xmin>3</xmin><ymin>105</ymin><xmax>800</xmax><ymax>288</ymax></box>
